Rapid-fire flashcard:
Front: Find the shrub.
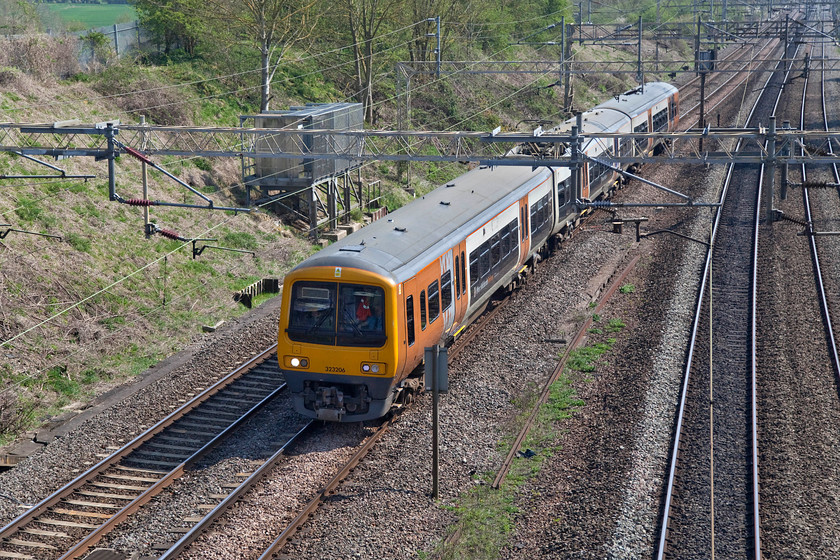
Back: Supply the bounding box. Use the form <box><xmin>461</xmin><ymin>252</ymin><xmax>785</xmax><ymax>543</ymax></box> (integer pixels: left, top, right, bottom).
<box><xmin>0</xmin><ymin>35</ymin><xmax>80</xmax><ymax>80</ymax></box>
<box><xmin>92</xmin><ymin>62</ymin><xmax>193</xmax><ymax>125</ymax></box>
<box><xmin>0</xmin><ymin>390</ymin><xmax>38</xmax><ymax>440</ymax></box>
<box><xmin>65</xmin><ymin>233</ymin><xmax>92</xmax><ymax>253</ymax></box>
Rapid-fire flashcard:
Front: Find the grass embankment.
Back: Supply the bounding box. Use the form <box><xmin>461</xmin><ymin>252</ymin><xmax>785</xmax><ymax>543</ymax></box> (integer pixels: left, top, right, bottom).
<box><xmin>0</xmin><ymin>65</ymin><xmax>314</xmax><ymax>443</ymax></box>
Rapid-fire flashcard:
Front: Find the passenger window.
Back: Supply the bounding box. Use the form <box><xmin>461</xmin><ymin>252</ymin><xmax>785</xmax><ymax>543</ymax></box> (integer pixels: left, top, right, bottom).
<box><xmin>428</xmin><ymin>280</ymin><xmax>440</xmax><ymax>322</ymax></box>
<box><xmin>524</xmin><ymin>207</ymin><xmax>530</xmax><ymax>239</ymax></box>
<box><xmin>460</xmin><ymin>251</ymin><xmax>466</xmax><ymax>295</ymax></box>
<box><xmin>491</xmin><ymin>233</ymin><xmax>501</xmax><ymax>266</ymax></box>
<box><xmin>469</xmin><ymin>252</ymin><xmax>479</xmax><ymax>283</ymax></box>
<box><xmin>420</xmin><ymin>290</ymin><xmax>427</xmax><ymax>330</ymax></box>
<box><xmin>441</xmin><ymin>271</ymin><xmax>452</xmax><ymax>311</ymax></box>
<box><xmin>454</xmin><ymin>256</ymin><xmax>461</xmax><ymax>299</ymax></box>
<box><xmin>479</xmin><ymin>247</ymin><xmax>490</xmax><ymax>278</ymax></box>
<box><xmin>406</xmin><ymin>295</ymin><xmax>415</xmax><ymax>346</ymax></box>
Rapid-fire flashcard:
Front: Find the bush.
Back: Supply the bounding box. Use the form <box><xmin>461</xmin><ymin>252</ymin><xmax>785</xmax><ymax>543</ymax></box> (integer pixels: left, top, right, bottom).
<box><xmin>0</xmin><ymin>390</ymin><xmax>37</xmax><ymax>440</ymax></box>
<box><xmin>0</xmin><ymin>35</ymin><xmax>80</xmax><ymax>80</ymax></box>
<box><xmin>92</xmin><ymin>62</ymin><xmax>194</xmax><ymax>125</ymax></box>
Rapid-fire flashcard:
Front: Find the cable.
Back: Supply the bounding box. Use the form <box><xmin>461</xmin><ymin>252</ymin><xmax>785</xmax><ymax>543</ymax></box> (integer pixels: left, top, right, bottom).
<box><xmin>0</xmin><ymin>14</ymin><xmax>571</xmax><ymax>365</ymax></box>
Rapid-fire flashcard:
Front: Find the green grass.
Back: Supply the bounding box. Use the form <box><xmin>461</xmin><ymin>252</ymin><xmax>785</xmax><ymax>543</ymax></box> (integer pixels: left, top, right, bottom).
<box><xmin>42</xmin><ymin>3</ymin><xmax>137</xmax><ymax>29</ymax></box>
<box><xmin>436</xmin><ymin>373</ymin><xmax>585</xmax><ymax>559</ymax></box>
<box><xmin>619</xmin><ymin>283</ymin><xmax>636</xmax><ymax>294</ymax></box>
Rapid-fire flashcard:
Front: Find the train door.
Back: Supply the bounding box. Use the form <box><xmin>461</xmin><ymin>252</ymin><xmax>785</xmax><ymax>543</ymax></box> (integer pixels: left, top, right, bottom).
<box><xmin>438</xmin><ymin>250</ymin><xmax>455</xmax><ymax>336</ymax></box>
<box><xmin>669</xmin><ymin>94</ymin><xmax>679</xmax><ymax>128</ymax></box>
<box><xmin>401</xmin><ymin>277</ymin><xmax>421</xmax><ymax>378</ymax></box>
<box><xmin>452</xmin><ymin>241</ymin><xmax>468</xmax><ymax>325</ymax></box>
<box><xmin>518</xmin><ymin>197</ymin><xmax>531</xmax><ymax>265</ymax></box>
<box><xmin>581</xmin><ymin>156</ymin><xmax>591</xmax><ymax>200</ymax></box>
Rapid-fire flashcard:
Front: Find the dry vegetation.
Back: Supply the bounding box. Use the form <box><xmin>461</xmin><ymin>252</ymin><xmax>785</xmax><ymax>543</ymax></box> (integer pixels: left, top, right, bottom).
<box><xmin>0</xmin><ymin>37</ymin><xmax>311</xmax><ymax>442</ymax></box>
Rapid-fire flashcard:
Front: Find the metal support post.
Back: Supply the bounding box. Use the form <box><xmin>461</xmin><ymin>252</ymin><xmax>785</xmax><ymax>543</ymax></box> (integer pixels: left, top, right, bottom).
<box><xmin>435</xmin><ymin>17</ymin><xmax>441</xmax><ymax>79</ymax></box>
<box><xmin>564</xmin><ymin>21</ymin><xmax>573</xmax><ymax>111</ymax></box>
<box><xmin>328</xmin><ymin>178</ymin><xmax>337</xmax><ymax>231</ymax></box>
<box><xmin>343</xmin><ymin>174</ymin><xmax>351</xmax><ymax>224</ymax></box>
<box><xmin>695</xmin><ymin>17</ymin><xmax>701</xmax><ymax>75</ymax></box>
<box><xmin>140</xmin><ymin>116</ymin><xmax>151</xmax><ymax>237</ymax></box>
<box><xmin>424</xmin><ymin>344</ymin><xmax>448</xmax><ymax>499</ymax></box>
<box><xmin>106</xmin><ymin>123</ymin><xmax>117</xmax><ymax>202</ymax></box>
<box><xmin>308</xmin><ymin>186</ymin><xmax>318</xmax><ymax>242</ymax></box>
<box><xmin>764</xmin><ymin>117</ymin><xmax>776</xmax><ymax>222</ymax></box>
<box><xmin>699</xmin><ymin>72</ymin><xmax>707</xmax><ymax>152</ymax></box>
<box><xmin>426</xmin><ymin>17</ymin><xmax>441</xmax><ymax>79</ymax></box>
<box><xmin>431</xmin><ymin>344</ymin><xmax>439</xmax><ymax>499</ymax></box>
<box><xmin>637</xmin><ymin>16</ymin><xmax>643</xmax><ymax>85</ymax></box>
<box><xmin>572</xmin><ymin>114</ymin><xmax>582</xmax><ymax>204</ymax></box>
<box><xmin>559</xmin><ymin>17</ymin><xmax>565</xmax><ymax>97</ymax></box>
<box><xmin>781</xmin><ymin>120</ymin><xmax>790</xmax><ymax>200</ymax></box>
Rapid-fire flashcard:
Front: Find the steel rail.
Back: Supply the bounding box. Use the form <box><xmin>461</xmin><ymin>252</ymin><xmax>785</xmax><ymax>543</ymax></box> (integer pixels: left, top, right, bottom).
<box><xmin>157</xmin><ymin>420</ymin><xmax>316</xmax><ymax>560</ymax></box>
<box><xmin>255</xmin><ymin>415</ymin><xmax>397</xmax><ymax>560</ymax></box>
<box><xmin>655</xmin><ymin>38</ymin><xmax>789</xmax><ymax>559</ymax></box>
<box><xmin>679</xmin><ymin>35</ymin><xmax>782</xmax><ymax>125</ymax></box>
<box><xmin>802</xmin><ymin>38</ymin><xmax>840</xmax><ymax>391</ymax></box>
<box><xmin>490</xmin><ymin>255</ymin><xmax>640</xmax><ymax>490</ymax></box>
<box><xmin>0</xmin><ymin>345</ymin><xmax>282</xmax><ymax>560</ymax></box>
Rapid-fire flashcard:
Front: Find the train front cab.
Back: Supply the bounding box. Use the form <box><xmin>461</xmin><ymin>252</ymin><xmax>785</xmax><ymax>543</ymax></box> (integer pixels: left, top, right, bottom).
<box><xmin>279</xmin><ymin>267</ymin><xmax>400</xmax><ymax>422</ymax></box>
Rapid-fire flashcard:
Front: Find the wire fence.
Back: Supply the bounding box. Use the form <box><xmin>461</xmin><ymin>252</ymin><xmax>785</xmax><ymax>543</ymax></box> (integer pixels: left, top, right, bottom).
<box><xmin>71</xmin><ymin>20</ymin><xmax>153</xmax><ymax>67</ymax></box>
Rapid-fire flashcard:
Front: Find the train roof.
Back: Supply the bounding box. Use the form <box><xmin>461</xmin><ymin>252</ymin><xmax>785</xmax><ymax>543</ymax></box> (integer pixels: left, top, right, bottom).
<box><xmin>594</xmin><ymin>81</ymin><xmax>677</xmax><ymax>116</ymax></box>
<box><xmin>552</xmin><ymin>81</ymin><xmax>678</xmax><ymax>153</ymax></box>
<box><xmin>293</xmin><ymin>164</ymin><xmax>551</xmax><ymax>281</ymax></box>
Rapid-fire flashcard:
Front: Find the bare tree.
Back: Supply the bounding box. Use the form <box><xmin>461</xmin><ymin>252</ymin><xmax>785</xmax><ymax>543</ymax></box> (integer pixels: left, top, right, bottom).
<box><xmin>406</xmin><ymin>0</ymin><xmax>469</xmax><ymax>65</ymax></box>
<box><xmin>211</xmin><ymin>0</ymin><xmax>318</xmax><ymax>112</ymax></box>
<box><xmin>341</xmin><ymin>0</ymin><xmax>402</xmax><ymax>123</ymax></box>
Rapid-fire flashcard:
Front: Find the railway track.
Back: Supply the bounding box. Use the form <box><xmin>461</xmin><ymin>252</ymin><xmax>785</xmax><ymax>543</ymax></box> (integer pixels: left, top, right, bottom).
<box><xmin>0</xmin><ymin>346</ymin><xmax>285</xmax><ymax>560</ymax></box>
<box><xmin>800</xmin><ymin>34</ymin><xmax>840</xmax><ymax>384</ymax></box>
<box><xmin>753</xmin><ymin>10</ymin><xmax>840</xmax><ymax>556</ymax></box>
<box><xmin>656</xmin><ymin>30</ymin><xmax>798</xmax><ymax>560</ymax></box>
<box><xmin>677</xmin><ymin>31</ymin><xmax>783</xmax><ymax>129</ymax></box>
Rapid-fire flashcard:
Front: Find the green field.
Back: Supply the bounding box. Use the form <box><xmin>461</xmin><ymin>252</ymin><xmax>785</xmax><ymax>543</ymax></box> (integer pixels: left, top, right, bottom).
<box><xmin>42</xmin><ymin>3</ymin><xmax>137</xmax><ymax>29</ymax></box>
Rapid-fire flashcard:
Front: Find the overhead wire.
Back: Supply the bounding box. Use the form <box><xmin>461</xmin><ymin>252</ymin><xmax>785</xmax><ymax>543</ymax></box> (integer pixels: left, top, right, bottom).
<box><xmin>0</xmin><ymin>11</ymin><xmax>573</xmax><ymax>392</ymax></box>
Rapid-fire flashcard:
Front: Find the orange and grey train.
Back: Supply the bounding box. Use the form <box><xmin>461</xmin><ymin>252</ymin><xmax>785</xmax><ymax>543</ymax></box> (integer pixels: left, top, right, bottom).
<box><xmin>278</xmin><ymin>82</ymin><xmax>679</xmax><ymax>421</ymax></box>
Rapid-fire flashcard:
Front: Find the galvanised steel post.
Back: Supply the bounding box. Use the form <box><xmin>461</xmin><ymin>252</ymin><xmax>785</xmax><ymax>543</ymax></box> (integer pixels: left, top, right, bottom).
<box><xmin>106</xmin><ymin>123</ymin><xmax>116</xmax><ymax>201</ymax></box>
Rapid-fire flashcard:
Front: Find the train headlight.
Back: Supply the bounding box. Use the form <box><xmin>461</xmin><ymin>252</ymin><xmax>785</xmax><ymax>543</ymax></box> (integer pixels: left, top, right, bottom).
<box><xmin>286</xmin><ymin>356</ymin><xmax>309</xmax><ymax>368</ymax></box>
<box><xmin>361</xmin><ymin>362</ymin><xmax>385</xmax><ymax>375</ymax></box>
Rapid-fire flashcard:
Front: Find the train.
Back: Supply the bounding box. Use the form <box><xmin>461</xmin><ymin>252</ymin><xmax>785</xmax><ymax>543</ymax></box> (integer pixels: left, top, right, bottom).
<box><xmin>277</xmin><ymin>81</ymin><xmax>679</xmax><ymax>421</ymax></box>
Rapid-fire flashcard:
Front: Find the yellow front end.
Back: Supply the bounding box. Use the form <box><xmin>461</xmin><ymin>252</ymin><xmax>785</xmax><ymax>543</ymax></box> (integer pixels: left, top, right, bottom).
<box><xmin>277</xmin><ymin>266</ymin><xmax>402</xmax><ymax>421</ymax></box>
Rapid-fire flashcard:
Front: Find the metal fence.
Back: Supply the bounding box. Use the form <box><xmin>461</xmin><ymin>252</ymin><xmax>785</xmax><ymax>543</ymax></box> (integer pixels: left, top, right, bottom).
<box><xmin>73</xmin><ymin>20</ymin><xmax>152</xmax><ymax>66</ymax></box>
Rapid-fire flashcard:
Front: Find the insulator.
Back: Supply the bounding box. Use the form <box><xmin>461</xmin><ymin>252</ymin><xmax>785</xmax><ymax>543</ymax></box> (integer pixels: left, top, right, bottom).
<box><xmin>125</xmin><ymin>198</ymin><xmax>154</xmax><ymax>206</ymax></box>
<box><xmin>801</xmin><ymin>181</ymin><xmax>831</xmax><ymax>189</ymax></box>
<box><xmin>158</xmin><ymin>228</ymin><xmax>183</xmax><ymax>240</ymax></box>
